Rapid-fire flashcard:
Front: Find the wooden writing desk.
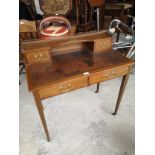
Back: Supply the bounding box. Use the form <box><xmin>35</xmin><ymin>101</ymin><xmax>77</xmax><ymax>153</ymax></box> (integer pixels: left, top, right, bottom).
<box><xmin>23</xmin><ymin>31</ymin><xmax>134</xmax><ymax>141</ymax></box>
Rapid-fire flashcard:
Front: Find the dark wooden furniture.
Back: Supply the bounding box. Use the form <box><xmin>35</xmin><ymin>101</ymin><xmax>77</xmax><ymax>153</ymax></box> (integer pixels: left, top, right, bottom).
<box><xmin>105</xmin><ymin>1</ymin><xmax>133</xmax><ymax>20</ymax></box>
<box><xmin>88</xmin><ymin>0</ymin><xmax>105</xmax><ymax>7</ymax></box>
<box><xmin>22</xmin><ymin>31</ymin><xmax>134</xmax><ymax>141</ymax></box>
<box><xmin>75</xmin><ymin>0</ymin><xmax>105</xmax><ymax>32</ymax></box>
<box><xmin>20</xmin><ymin>0</ymin><xmax>37</xmax><ymax>20</ymax></box>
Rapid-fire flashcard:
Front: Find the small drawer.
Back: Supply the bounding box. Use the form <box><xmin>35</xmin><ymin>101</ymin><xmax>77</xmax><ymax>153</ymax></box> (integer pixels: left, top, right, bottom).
<box><xmin>89</xmin><ymin>67</ymin><xmax>129</xmax><ymax>85</ymax></box>
<box><xmin>39</xmin><ymin>76</ymin><xmax>88</xmax><ymax>99</ymax></box>
<box><xmin>26</xmin><ymin>49</ymin><xmax>50</xmax><ymax>64</ymax></box>
<box><xmin>94</xmin><ymin>38</ymin><xmax>112</xmax><ymax>52</ymax></box>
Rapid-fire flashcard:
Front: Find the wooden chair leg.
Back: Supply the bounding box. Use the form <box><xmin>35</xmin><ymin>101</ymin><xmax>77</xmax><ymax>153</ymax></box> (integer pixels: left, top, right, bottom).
<box><xmin>33</xmin><ymin>91</ymin><xmax>50</xmax><ymax>141</ymax></box>
<box><xmin>95</xmin><ymin>83</ymin><xmax>100</xmax><ymax>93</ymax></box>
<box><xmin>112</xmin><ymin>72</ymin><xmax>130</xmax><ymax>115</ymax></box>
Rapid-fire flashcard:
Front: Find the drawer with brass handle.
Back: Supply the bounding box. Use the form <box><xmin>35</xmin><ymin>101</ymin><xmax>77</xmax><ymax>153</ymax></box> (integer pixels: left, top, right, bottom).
<box><xmin>94</xmin><ymin>38</ymin><xmax>112</xmax><ymax>53</ymax></box>
<box><xmin>26</xmin><ymin>49</ymin><xmax>50</xmax><ymax>64</ymax></box>
<box><xmin>39</xmin><ymin>76</ymin><xmax>88</xmax><ymax>99</ymax></box>
<box><xmin>89</xmin><ymin>67</ymin><xmax>129</xmax><ymax>85</ymax></box>
<box><xmin>59</xmin><ymin>84</ymin><xmax>72</xmax><ymax>93</ymax></box>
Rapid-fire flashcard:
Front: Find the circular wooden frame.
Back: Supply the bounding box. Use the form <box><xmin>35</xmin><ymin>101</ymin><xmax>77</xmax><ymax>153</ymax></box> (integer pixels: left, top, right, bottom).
<box><xmin>39</xmin><ymin>0</ymin><xmax>72</xmax><ymax>16</ymax></box>
<box><xmin>39</xmin><ymin>16</ymin><xmax>71</xmax><ymax>39</ymax></box>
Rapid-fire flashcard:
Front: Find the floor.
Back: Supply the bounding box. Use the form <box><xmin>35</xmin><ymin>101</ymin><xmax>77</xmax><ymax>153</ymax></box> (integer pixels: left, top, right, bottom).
<box><xmin>19</xmin><ymin>72</ymin><xmax>135</xmax><ymax>155</ymax></box>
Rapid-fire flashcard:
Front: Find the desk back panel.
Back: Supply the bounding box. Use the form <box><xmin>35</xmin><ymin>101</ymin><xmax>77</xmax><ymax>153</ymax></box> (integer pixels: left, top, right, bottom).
<box><xmin>23</xmin><ymin>31</ymin><xmax>112</xmax><ymax>64</ymax></box>
<box><xmin>22</xmin><ymin>31</ymin><xmax>111</xmax><ymax>51</ymax></box>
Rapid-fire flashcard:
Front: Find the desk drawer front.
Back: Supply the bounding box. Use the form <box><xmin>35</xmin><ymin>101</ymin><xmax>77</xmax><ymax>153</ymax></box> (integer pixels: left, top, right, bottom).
<box><xmin>26</xmin><ymin>50</ymin><xmax>50</xmax><ymax>64</ymax></box>
<box><xmin>89</xmin><ymin>67</ymin><xmax>129</xmax><ymax>84</ymax></box>
<box><xmin>39</xmin><ymin>76</ymin><xmax>88</xmax><ymax>99</ymax></box>
<box><xmin>94</xmin><ymin>38</ymin><xmax>112</xmax><ymax>52</ymax></box>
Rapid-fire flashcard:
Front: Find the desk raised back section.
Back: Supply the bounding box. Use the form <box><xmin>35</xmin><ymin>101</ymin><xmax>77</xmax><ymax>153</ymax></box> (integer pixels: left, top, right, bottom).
<box><xmin>23</xmin><ymin>31</ymin><xmax>112</xmax><ymax>64</ymax></box>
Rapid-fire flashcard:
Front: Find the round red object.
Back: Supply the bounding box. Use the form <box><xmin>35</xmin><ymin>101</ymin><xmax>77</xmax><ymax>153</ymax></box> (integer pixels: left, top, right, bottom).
<box><xmin>39</xmin><ymin>16</ymin><xmax>71</xmax><ymax>39</ymax></box>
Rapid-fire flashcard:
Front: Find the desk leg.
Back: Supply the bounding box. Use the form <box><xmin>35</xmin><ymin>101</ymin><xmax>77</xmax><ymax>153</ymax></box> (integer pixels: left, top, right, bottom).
<box><xmin>112</xmin><ymin>72</ymin><xmax>130</xmax><ymax>115</ymax></box>
<box><xmin>33</xmin><ymin>91</ymin><xmax>50</xmax><ymax>142</ymax></box>
<box><xmin>95</xmin><ymin>83</ymin><xmax>100</xmax><ymax>93</ymax></box>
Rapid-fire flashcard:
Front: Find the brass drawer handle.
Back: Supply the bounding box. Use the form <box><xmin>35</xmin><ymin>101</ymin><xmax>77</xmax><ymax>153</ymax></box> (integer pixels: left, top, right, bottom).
<box><xmin>39</xmin><ymin>53</ymin><xmax>43</xmax><ymax>57</ymax></box>
<box><xmin>104</xmin><ymin>71</ymin><xmax>116</xmax><ymax>78</ymax></box>
<box><xmin>68</xmin><ymin>84</ymin><xmax>71</xmax><ymax>87</ymax></box>
<box><xmin>104</xmin><ymin>74</ymin><xmax>109</xmax><ymax>78</ymax></box>
<box><xmin>104</xmin><ymin>74</ymin><xmax>114</xmax><ymax>78</ymax></box>
<box><xmin>34</xmin><ymin>54</ymin><xmax>38</xmax><ymax>58</ymax></box>
<box><xmin>100</xmin><ymin>42</ymin><xmax>107</xmax><ymax>47</ymax></box>
<box><xmin>59</xmin><ymin>84</ymin><xmax>72</xmax><ymax>93</ymax></box>
<box><xmin>33</xmin><ymin>54</ymin><xmax>43</xmax><ymax>59</ymax></box>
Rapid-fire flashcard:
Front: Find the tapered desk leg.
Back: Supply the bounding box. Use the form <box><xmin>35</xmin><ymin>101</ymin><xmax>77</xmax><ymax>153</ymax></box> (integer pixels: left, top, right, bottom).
<box><xmin>33</xmin><ymin>91</ymin><xmax>50</xmax><ymax>142</ymax></box>
<box><xmin>112</xmin><ymin>72</ymin><xmax>130</xmax><ymax>115</ymax></box>
<box><xmin>41</xmin><ymin>102</ymin><xmax>44</xmax><ymax>111</ymax></box>
<box><xmin>95</xmin><ymin>83</ymin><xmax>100</xmax><ymax>93</ymax></box>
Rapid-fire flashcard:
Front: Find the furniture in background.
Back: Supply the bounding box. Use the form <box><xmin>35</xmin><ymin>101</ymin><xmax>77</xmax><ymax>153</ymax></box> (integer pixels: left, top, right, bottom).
<box><xmin>20</xmin><ymin>0</ymin><xmax>43</xmax><ymax>21</ymax></box>
<box><xmin>88</xmin><ymin>0</ymin><xmax>105</xmax><ymax>31</ymax></box>
<box><xmin>22</xmin><ymin>31</ymin><xmax>134</xmax><ymax>141</ymax></box>
<box><xmin>75</xmin><ymin>0</ymin><xmax>105</xmax><ymax>32</ymax></box>
<box><xmin>38</xmin><ymin>0</ymin><xmax>76</xmax><ymax>34</ymax></box>
<box><xmin>19</xmin><ymin>20</ymin><xmax>38</xmax><ymax>84</ymax></box>
<box><xmin>107</xmin><ymin>16</ymin><xmax>135</xmax><ymax>55</ymax></box>
<box><xmin>105</xmin><ymin>0</ymin><xmax>133</xmax><ymax>20</ymax></box>
<box><xmin>20</xmin><ymin>0</ymin><xmax>37</xmax><ymax>20</ymax></box>
<box><xmin>39</xmin><ymin>0</ymin><xmax>72</xmax><ymax>17</ymax></box>
<box><xmin>103</xmin><ymin>0</ymin><xmax>134</xmax><ymax>30</ymax></box>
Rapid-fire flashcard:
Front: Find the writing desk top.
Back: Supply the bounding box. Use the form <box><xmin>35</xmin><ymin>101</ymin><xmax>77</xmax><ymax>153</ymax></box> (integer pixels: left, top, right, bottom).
<box><xmin>28</xmin><ymin>50</ymin><xmax>134</xmax><ymax>90</ymax></box>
